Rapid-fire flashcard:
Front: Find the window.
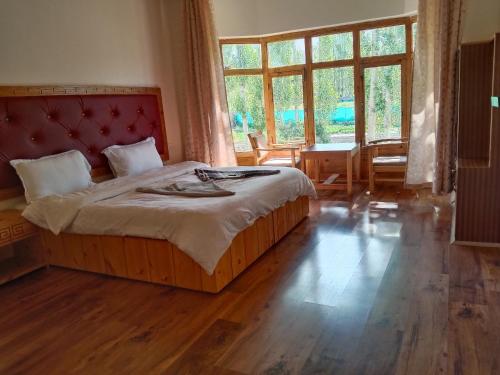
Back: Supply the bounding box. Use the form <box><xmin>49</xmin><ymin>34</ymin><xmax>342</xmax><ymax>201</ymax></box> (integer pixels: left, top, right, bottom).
<box><xmin>361</xmin><ymin>25</ymin><xmax>406</xmax><ymax>57</ymax></box>
<box><xmin>312</xmin><ymin>32</ymin><xmax>353</xmax><ymax>62</ymax></box>
<box><xmin>222</xmin><ymin>44</ymin><xmax>262</xmax><ymax>69</ymax></box>
<box><xmin>268</xmin><ymin>39</ymin><xmax>306</xmax><ymax>68</ymax></box>
<box><xmin>412</xmin><ymin>22</ymin><xmax>418</xmax><ymax>50</ymax></box>
<box><xmin>221</xmin><ymin>43</ymin><xmax>265</xmax><ymax>151</ymax></box>
<box><xmin>364</xmin><ymin>65</ymin><xmax>402</xmax><ymax>142</ymax></box>
<box><xmin>313</xmin><ymin>67</ymin><xmax>355</xmax><ymax>143</ymax></box>
<box><xmin>220</xmin><ymin>16</ymin><xmax>415</xmax><ymax>152</ymax></box>
<box><xmin>272</xmin><ymin>75</ymin><xmax>305</xmax><ymax>143</ymax></box>
<box><xmin>225</xmin><ymin>76</ymin><xmax>265</xmax><ymax>152</ymax></box>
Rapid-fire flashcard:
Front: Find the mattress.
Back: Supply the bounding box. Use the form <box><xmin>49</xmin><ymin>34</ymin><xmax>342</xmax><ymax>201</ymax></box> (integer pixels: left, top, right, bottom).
<box><xmin>23</xmin><ymin>161</ymin><xmax>316</xmax><ymax>274</ymax></box>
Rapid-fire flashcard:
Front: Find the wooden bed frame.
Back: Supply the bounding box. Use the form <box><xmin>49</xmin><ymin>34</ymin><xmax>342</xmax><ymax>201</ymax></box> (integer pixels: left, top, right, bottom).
<box><xmin>0</xmin><ymin>85</ymin><xmax>310</xmax><ymax>293</ymax></box>
<box><xmin>41</xmin><ymin>196</ymin><xmax>309</xmax><ymax>293</ymax></box>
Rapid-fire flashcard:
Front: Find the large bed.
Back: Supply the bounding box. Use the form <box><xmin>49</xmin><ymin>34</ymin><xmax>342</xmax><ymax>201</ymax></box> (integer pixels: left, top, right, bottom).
<box><xmin>0</xmin><ymin>85</ymin><xmax>315</xmax><ymax>293</ymax></box>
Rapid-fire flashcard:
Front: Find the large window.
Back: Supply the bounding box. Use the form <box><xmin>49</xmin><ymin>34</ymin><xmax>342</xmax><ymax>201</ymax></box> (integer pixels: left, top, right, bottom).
<box><xmin>221</xmin><ymin>16</ymin><xmax>415</xmax><ymax>152</ymax></box>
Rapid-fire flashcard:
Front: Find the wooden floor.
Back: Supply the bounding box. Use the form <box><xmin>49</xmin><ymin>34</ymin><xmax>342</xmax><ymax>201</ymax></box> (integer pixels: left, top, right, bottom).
<box><xmin>1</xmin><ymin>186</ymin><xmax>499</xmax><ymax>374</ymax></box>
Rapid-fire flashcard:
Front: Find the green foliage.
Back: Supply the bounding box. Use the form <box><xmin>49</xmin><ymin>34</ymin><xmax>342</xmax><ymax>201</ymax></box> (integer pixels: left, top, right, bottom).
<box><xmin>268</xmin><ymin>39</ymin><xmax>305</xmax><ymax>68</ymax></box>
<box><xmin>364</xmin><ymin>65</ymin><xmax>402</xmax><ymax>141</ymax></box>
<box><xmin>312</xmin><ymin>32</ymin><xmax>353</xmax><ymax>62</ymax></box>
<box><xmin>313</xmin><ymin>66</ymin><xmax>355</xmax><ymax>143</ymax></box>
<box><xmin>224</xmin><ymin>75</ymin><xmax>265</xmax><ymax>151</ymax></box>
<box><xmin>361</xmin><ymin>25</ymin><xmax>406</xmax><ymax>57</ymax></box>
<box><xmin>222</xmin><ymin>44</ymin><xmax>261</xmax><ymax>69</ymax></box>
<box><xmin>272</xmin><ymin>75</ymin><xmax>305</xmax><ymax>143</ymax></box>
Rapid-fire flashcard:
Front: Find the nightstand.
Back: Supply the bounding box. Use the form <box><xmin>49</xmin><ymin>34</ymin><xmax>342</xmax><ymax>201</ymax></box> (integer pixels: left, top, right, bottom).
<box><xmin>0</xmin><ymin>210</ymin><xmax>46</xmax><ymax>285</ymax></box>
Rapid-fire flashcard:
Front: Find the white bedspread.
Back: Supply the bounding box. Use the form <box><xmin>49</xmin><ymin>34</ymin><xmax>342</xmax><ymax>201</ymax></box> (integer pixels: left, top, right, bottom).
<box><xmin>23</xmin><ymin>161</ymin><xmax>316</xmax><ymax>274</ymax></box>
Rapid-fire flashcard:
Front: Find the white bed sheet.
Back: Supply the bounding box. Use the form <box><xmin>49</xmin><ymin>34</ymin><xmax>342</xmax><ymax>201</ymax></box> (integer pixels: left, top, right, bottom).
<box><xmin>23</xmin><ymin>161</ymin><xmax>316</xmax><ymax>274</ymax></box>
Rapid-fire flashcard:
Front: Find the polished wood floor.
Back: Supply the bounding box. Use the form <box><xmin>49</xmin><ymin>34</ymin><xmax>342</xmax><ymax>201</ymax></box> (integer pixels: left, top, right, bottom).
<box><xmin>1</xmin><ymin>186</ymin><xmax>499</xmax><ymax>374</ymax></box>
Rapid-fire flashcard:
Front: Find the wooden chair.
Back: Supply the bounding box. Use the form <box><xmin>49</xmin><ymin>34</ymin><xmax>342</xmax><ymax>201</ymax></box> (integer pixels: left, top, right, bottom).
<box><xmin>247</xmin><ymin>131</ymin><xmax>303</xmax><ymax>168</ymax></box>
<box><xmin>367</xmin><ymin>138</ymin><xmax>408</xmax><ymax>192</ymax></box>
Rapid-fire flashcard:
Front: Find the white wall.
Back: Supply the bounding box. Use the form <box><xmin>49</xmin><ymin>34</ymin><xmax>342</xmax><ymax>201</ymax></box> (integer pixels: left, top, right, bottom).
<box><xmin>462</xmin><ymin>0</ymin><xmax>500</xmax><ymax>42</ymax></box>
<box><xmin>0</xmin><ymin>0</ymin><xmax>183</xmax><ymax>162</ymax></box>
<box><xmin>213</xmin><ymin>0</ymin><xmax>417</xmax><ymax>37</ymax></box>
<box><xmin>214</xmin><ymin>0</ymin><xmax>499</xmax><ymax>41</ymax></box>
<box><xmin>212</xmin><ymin>0</ymin><xmax>259</xmax><ymax>37</ymax></box>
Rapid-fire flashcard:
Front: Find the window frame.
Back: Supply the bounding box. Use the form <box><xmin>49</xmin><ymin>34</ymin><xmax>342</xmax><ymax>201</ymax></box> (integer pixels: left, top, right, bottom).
<box><xmin>220</xmin><ymin>15</ymin><xmax>417</xmax><ymax>153</ymax></box>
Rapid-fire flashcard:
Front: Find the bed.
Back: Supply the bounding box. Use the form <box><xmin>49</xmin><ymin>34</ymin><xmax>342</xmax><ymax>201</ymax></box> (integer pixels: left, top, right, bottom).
<box><xmin>0</xmin><ymin>85</ymin><xmax>314</xmax><ymax>293</ymax></box>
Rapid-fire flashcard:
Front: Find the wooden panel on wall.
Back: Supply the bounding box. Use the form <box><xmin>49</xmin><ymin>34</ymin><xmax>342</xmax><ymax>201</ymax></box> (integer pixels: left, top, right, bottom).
<box><xmin>455</xmin><ymin>34</ymin><xmax>500</xmax><ymax>244</ymax></box>
<box><xmin>457</xmin><ymin>41</ymin><xmax>494</xmax><ymax>161</ymax></box>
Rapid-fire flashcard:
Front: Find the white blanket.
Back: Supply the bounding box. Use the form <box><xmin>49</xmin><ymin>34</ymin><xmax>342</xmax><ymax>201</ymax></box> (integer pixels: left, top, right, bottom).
<box><xmin>23</xmin><ymin>161</ymin><xmax>316</xmax><ymax>274</ymax></box>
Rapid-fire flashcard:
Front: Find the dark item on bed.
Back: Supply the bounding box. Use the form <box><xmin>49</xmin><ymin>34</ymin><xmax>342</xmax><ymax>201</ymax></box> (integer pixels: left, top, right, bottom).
<box><xmin>136</xmin><ymin>181</ymin><xmax>234</xmax><ymax>197</ymax></box>
<box><xmin>194</xmin><ymin>168</ymin><xmax>280</xmax><ymax>182</ymax></box>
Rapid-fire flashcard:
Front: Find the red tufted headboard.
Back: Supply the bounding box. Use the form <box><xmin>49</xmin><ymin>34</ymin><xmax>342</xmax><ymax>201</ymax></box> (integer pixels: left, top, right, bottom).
<box><xmin>0</xmin><ymin>86</ymin><xmax>168</xmax><ymax>199</ymax></box>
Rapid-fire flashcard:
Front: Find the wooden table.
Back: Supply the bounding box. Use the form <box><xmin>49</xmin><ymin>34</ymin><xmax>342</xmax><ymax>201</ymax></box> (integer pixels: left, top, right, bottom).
<box><xmin>300</xmin><ymin>143</ymin><xmax>360</xmax><ymax>195</ymax></box>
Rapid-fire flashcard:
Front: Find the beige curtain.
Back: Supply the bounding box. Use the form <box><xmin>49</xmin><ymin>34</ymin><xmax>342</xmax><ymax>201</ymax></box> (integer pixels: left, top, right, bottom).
<box><xmin>181</xmin><ymin>0</ymin><xmax>236</xmax><ymax>166</ymax></box>
<box><xmin>406</xmin><ymin>0</ymin><xmax>465</xmax><ymax>194</ymax></box>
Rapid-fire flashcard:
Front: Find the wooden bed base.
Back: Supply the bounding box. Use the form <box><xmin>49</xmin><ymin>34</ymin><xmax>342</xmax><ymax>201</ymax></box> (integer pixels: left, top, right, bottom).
<box><xmin>40</xmin><ymin>196</ymin><xmax>309</xmax><ymax>293</ymax></box>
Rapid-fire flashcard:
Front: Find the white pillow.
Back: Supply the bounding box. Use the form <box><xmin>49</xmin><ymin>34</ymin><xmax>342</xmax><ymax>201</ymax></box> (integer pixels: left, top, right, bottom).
<box><xmin>102</xmin><ymin>137</ymin><xmax>163</xmax><ymax>177</ymax></box>
<box><xmin>10</xmin><ymin>150</ymin><xmax>93</xmax><ymax>203</ymax></box>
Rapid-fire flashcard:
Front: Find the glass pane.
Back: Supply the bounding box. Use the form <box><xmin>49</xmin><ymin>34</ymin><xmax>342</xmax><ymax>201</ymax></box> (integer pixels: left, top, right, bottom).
<box><xmin>312</xmin><ymin>32</ymin><xmax>353</xmax><ymax>62</ymax></box>
<box><xmin>268</xmin><ymin>39</ymin><xmax>305</xmax><ymax>68</ymax></box>
<box><xmin>222</xmin><ymin>44</ymin><xmax>262</xmax><ymax>69</ymax></box>
<box><xmin>272</xmin><ymin>75</ymin><xmax>305</xmax><ymax>143</ymax></box>
<box><xmin>361</xmin><ymin>25</ymin><xmax>406</xmax><ymax>57</ymax></box>
<box><xmin>412</xmin><ymin>22</ymin><xmax>417</xmax><ymax>50</ymax></box>
<box><xmin>364</xmin><ymin>65</ymin><xmax>402</xmax><ymax>142</ymax></box>
<box><xmin>313</xmin><ymin>67</ymin><xmax>355</xmax><ymax>143</ymax></box>
<box><xmin>224</xmin><ymin>75</ymin><xmax>266</xmax><ymax>152</ymax></box>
